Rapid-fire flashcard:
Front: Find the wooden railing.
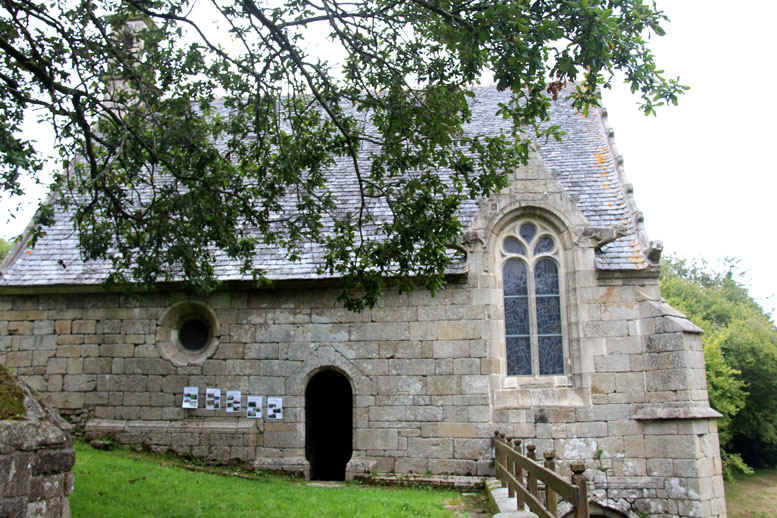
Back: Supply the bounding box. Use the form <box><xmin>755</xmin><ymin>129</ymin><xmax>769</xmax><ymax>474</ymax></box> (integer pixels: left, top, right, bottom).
<box><xmin>493</xmin><ymin>431</ymin><xmax>589</xmax><ymax>518</ymax></box>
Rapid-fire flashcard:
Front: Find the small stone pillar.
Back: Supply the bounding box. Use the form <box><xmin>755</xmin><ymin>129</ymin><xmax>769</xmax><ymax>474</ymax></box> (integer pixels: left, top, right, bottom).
<box><xmin>1</xmin><ymin>364</ymin><xmax>75</xmax><ymax>517</ymax></box>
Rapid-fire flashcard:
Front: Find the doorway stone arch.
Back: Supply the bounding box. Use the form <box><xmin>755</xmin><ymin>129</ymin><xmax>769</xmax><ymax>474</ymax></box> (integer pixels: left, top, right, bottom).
<box><xmin>287</xmin><ymin>345</ymin><xmax>375</xmax><ymax>479</ymax></box>
<box><xmin>305</xmin><ymin>368</ymin><xmax>353</xmax><ymax>480</ymax></box>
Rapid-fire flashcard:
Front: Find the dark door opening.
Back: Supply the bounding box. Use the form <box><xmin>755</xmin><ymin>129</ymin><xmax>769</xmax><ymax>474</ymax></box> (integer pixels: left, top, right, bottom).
<box><xmin>305</xmin><ymin>369</ymin><xmax>353</xmax><ymax>481</ymax></box>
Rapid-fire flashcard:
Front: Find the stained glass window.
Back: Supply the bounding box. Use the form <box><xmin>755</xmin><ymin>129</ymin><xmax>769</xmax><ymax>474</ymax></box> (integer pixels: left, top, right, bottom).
<box><xmin>502</xmin><ymin>220</ymin><xmax>564</xmax><ymax>376</ymax></box>
<box><xmin>503</xmin><ymin>236</ymin><xmax>526</xmax><ymax>255</ymax></box>
<box><xmin>534</xmin><ymin>235</ymin><xmax>554</xmax><ymax>255</ymax></box>
<box><xmin>519</xmin><ymin>222</ymin><xmax>536</xmax><ymax>242</ymax></box>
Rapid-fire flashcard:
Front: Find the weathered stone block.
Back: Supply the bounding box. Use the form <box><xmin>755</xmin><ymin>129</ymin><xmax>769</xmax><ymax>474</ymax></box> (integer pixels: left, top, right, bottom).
<box><xmin>461</xmin><ymin>375</ymin><xmax>488</xmax><ymax>394</ymax></box>
<box><xmin>29</xmin><ymin>473</ymin><xmax>65</xmax><ymax>502</ymax></box>
<box><xmin>645</xmin><ymin>435</ymin><xmax>700</xmax><ymax>459</ymax></box>
<box><xmin>99</xmin><ymin>343</ymin><xmax>134</xmax><ymax>358</ymax></box>
<box><xmin>63</xmin><ymin>374</ymin><xmax>96</xmax><ymax>392</ymax></box>
<box><xmin>645</xmin><ymin>368</ymin><xmax>692</xmax><ymax>392</ymax></box>
<box><xmin>647</xmin><ymin>458</ymin><xmax>673</xmax><ymax>476</ymax></box>
<box><xmin>432</xmin><ymin>341</ymin><xmax>469</xmax><ymax>358</ymax></box>
<box><xmin>0</xmin><ymin>453</ymin><xmax>32</xmax><ymax>497</ymax></box>
<box><xmin>225</xmin><ymin>359</ymin><xmax>261</xmax><ymax>376</ymax></box>
<box><xmin>406</xmin><ymin>406</ymin><xmax>444</xmax><ymax>422</ymax></box>
<box><xmin>615</xmin><ymin>372</ymin><xmax>644</xmax><ymax>393</ymax></box>
<box><xmin>31</xmin><ymin>450</ymin><xmax>75</xmax><ymax>476</ymax></box>
<box><xmin>583</xmin><ymin>320</ymin><xmax>628</xmax><ymax>338</ymax></box>
<box><xmin>244</xmin><ymin>343</ymin><xmax>279</xmax><ymax>360</ymax></box>
<box><xmin>31</xmin><ymin>320</ymin><xmax>54</xmax><ymax>336</ymax></box>
<box><xmin>369</xmin><ymin>406</ymin><xmax>407</xmax><ymax>421</ymax></box>
<box><xmin>593</xmin><ymin>354</ymin><xmax>630</xmax><ymax>372</ymax></box>
<box><xmin>0</xmin><ymin>497</ymin><xmax>25</xmax><ymax>518</ymax></box>
<box><xmin>356</xmin><ymin>429</ymin><xmax>397</xmax><ymax>450</ymax></box>
<box><xmin>96</xmin><ymin>320</ymin><xmax>122</xmax><ymax>334</ymax></box>
<box><xmin>427</xmin><ymin>376</ymin><xmax>460</xmax><ymax>395</ymax></box>
<box><xmin>354</xmin><ymin>359</ymin><xmax>388</xmax><ymax>376</ymax></box>
<box><xmin>388</xmin><ymin>359</ymin><xmax>434</xmax><ymax>376</ymax></box>
<box><xmin>438</xmin><ymin>321</ymin><xmax>481</xmax><ymax>340</ymax></box>
<box><xmin>72</xmin><ymin>320</ymin><xmax>97</xmax><ymax>335</ymax></box>
<box><xmin>66</xmin><ymin>358</ymin><xmax>83</xmax><ymax>374</ymax></box>
<box><xmin>54</xmin><ymin>321</ymin><xmax>71</xmax><ymax>334</ymax></box>
<box><xmin>436</xmin><ymin>423</ymin><xmax>479</xmax><ymax>438</ymax></box>
<box><xmin>407</xmin><ymin>437</ymin><xmax>452</xmax><ymax>458</ymax></box>
<box><xmin>46</xmin><ymin>359</ymin><xmax>67</xmax><ymax>375</ymax></box>
<box><xmin>376</xmin><ymin>376</ymin><xmax>424</xmax><ymax>395</ymax></box>
<box><xmin>394</xmin><ymin>458</ymin><xmax>428</xmax><ymax>474</ymax></box>
<box><xmin>568</xmin><ymin>421</ymin><xmax>607</xmax><ymax>438</ymax></box>
<box><xmin>350</xmin><ymin>322</ymin><xmax>409</xmax><ymax>341</ymax></box>
<box><xmin>646</xmin><ymin>332</ymin><xmax>685</xmax><ymax>352</ymax></box>
<box><xmin>83</xmin><ymin>358</ymin><xmax>112</xmax><ymax>374</ymax></box>
<box><xmin>7</xmin><ymin>321</ymin><xmax>33</xmax><ymax>335</ymax></box>
<box><xmin>454</xmin><ymin>438</ymin><xmax>490</xmax><ymax>459</ymax></box>
<box><xmin>429</xmin><ymin>459</ymin><xmax>476</xmax><ymax>475</ymax></box>
<box><xmin>418</xmin><ymin>306</ymin><xmax>446</xmax><ymax>322</ymax></box>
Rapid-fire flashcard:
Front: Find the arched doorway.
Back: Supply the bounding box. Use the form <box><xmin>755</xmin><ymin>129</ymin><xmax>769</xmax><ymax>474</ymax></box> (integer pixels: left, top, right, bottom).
<box><xmin>305</xmin><ymin>369</ymin><xmax>353</xmax><ymax>480</ymax></box>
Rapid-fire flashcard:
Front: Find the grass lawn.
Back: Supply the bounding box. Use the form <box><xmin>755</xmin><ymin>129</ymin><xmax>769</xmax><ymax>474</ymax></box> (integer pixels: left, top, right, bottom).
<box><xmin>726</xmin><ymin>468</ymin><xmax>777</xmax><ymax>518</ymax></box>
<box><xmin>71</xmin><ymin>441</ymin><xmax>471</xmax><ymax>518</ymax></box>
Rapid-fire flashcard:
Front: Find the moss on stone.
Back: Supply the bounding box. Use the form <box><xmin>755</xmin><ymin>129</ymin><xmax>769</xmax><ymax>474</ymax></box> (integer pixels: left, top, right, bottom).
<box><xmin>0</xmin><ymin>363</ymin><xmax>26</xmax><ymax>419</ymax></box>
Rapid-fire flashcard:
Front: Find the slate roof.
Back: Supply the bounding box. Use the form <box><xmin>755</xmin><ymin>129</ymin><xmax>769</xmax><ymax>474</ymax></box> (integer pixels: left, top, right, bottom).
<box><xmin>0</xmin><ymin>87</ymin><xmax>648</xmax><ymax>288</ymax></box>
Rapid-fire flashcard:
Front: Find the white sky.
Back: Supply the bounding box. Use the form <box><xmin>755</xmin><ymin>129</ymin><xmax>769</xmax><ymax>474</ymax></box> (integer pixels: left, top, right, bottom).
<box><xmin>2</xmin><ymin>0</ymin><xmax>775</xmax><ymax>316</ymax></box>
<box><xmin>601</xmin><ymin>0</ymin><xmax>777</xmax><ymax>317</ymax></box>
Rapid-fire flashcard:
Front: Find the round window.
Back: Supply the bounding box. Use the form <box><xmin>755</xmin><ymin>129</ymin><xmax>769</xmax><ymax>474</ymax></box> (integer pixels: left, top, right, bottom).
<box><xmin>157</xmin><ymin>301</ymin><xmax>220</xmax><ymax>366</ymax></box>
<box><xmin>179</xmin><ymin>318</ymin><xmax>211</xmax><ymax>351</ymax></box>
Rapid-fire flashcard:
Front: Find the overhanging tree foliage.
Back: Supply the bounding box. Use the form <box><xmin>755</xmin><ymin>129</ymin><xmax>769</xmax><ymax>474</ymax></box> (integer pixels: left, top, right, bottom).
<box><xmin>0</xmin><ymin>0</ymin><xmax>685</xmax><ymax>308</ymax></box>
<box><xmin>0</xmin><ymin>237</ymin><xmax>11</xmax><ymax>262</ymax></box>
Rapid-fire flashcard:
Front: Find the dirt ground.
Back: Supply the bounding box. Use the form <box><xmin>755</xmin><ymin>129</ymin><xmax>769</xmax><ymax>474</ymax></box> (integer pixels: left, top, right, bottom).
<box><xmin>444</xmin><ymin>491</ymin><xmax>492</xmax><ymax>518</ymax></box>
<box><xmin>726</xmin><ymin>469</ymin><xmax>777</xmax><ymax>518</ymax></box>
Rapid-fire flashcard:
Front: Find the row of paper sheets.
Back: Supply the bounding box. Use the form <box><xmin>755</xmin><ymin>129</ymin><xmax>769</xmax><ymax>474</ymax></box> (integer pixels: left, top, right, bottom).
<box><xmin>182</xmin><ymin>387</ymin><xmax>283</xmax><ymax>419</ymax></box>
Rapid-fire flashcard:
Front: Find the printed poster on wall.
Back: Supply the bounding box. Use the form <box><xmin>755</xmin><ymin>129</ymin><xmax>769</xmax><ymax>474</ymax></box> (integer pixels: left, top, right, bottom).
<box><xmin>267</xmin><ymin>396</ymin><xmax>283</xmax><ymax>420</ymax></box>
<box><xmin>182</xmin><ymin>386</ymin><xmax>199</xmax><ymax>409</ymax></box>
<box><xmin>205</xmin><ymin>388</ymin><xmax>221</xmax><ymax>410</ymax></box>
<box><xmin>226</xmin><ymin>390</ymin><xmax>242</xmax><ymax>413</ymax></box>
<box><xmin>246</xmin><ymin>396</ymin><xmax>263</xmax><ymax>419</ymax></box>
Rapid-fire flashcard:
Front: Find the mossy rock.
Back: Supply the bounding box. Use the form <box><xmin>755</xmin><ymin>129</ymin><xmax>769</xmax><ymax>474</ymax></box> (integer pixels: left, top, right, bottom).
<box><xmin>0</xmin><ymin>363</ymin><xmax>26</xmax><ymax>420</ymax></box>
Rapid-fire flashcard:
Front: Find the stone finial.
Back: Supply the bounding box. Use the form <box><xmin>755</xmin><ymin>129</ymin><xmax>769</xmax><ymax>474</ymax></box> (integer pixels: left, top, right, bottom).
<box><xmin>647</xmin><ymin>240</ymin><xmax>663</xmax><ymax>263</ymax></box>
<box><xmin>582</xmin><ymin>225</ymin><xmax>629</xmax><ymax>249</ymax></box>
<box><xmin>526</xmin><ymin>444</ymin><xmax>536</xmax><ymax>460</ymax></box>
<box><xmin>461</xmin><ymin>229</ymin><xmax>485</xmax><ymax>251</ymax></box>
<box><xmin>570</xmin><ymin>462</ymin><xmax>586</xmax><ymax>475</ymax></box>
<box><xmin>543</xmin><ymin>450</ymin><xmax>555</xmax><ymax>460</ymax></box>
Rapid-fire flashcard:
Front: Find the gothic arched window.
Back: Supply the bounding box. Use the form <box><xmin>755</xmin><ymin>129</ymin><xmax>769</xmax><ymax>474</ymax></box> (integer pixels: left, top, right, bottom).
<box><xmin>501</xmin><ymin>220</ymin><xmax>564</xmax><ymax>376</ymax></box>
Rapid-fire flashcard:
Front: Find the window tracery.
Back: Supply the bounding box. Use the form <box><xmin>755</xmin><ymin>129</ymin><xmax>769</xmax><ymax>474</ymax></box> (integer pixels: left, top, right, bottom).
<box><xmin>501</xmin><ymin>221</ymin><xmax>564</xmax><ymax>376</ymax></box>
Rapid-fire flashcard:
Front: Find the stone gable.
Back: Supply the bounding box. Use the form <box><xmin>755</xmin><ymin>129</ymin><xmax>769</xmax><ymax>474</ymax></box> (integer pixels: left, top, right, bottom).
<box><xmin>0</xmin><ymin>91</ymin><xmax>726</xmax><ymax>517</ymax></box>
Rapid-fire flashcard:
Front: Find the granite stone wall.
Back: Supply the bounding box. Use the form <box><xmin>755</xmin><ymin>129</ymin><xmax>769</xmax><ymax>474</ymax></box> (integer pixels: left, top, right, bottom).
<box><xmin>0</xmin><ymin>276</ymin><xmax>725</xmax><ymax>517</ymax></box>
<box><xmin>0</xmin><ymin>369</ymin><xmax>75</xmax><ymax>518</ymax></box>
<box><xmin>0</xmin><ymin>160</ymin><xmax>726</xmax><ymax>517</ymax></box>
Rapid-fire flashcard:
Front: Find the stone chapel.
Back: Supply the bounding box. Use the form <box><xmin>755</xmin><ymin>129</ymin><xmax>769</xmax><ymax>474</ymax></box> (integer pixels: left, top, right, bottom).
<box><xmin>0</xmin><ymin>89</ymin><xmax>726</xmax><ymax>517</ymax></box>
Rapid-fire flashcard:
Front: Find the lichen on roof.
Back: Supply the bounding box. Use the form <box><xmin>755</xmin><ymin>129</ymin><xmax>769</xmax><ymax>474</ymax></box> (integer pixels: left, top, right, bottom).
<box><xmin>0</xmin><ymin>364</ymin><xmax>26</xmax><ymax>420</ymax></box>
<box><xmin>0</xmin><ymin>88</ymin><xmax>650</xmax><ymax>287</ymax></box>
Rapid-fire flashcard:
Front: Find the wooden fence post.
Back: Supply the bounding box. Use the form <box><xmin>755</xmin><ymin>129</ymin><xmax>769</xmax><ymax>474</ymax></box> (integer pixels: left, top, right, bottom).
<box><xmin>543</xmin><ymin>450</ymin><xmax>557</xmax><ymax>516</ymax></box>
<box><xmin>494</xmin><ymin>432</ymin><xmax>504</xmax><ymax>487</ymax></box>
<box><xmin>571</xmin><ymin>461</ymin><xmax>589</xmax><ymax>518</ymax></box>
<box><xmin>513</xmin><ymin>439</ymin><xmax>523</xmax><ymax>510</ymax></box>
<box><xmin>526</xmin><ymin>444</ymin><xmax>538</xmax><ymax>499</ymax></box>
<box><xmin>506</xmin><ymin>437</ymin><xmax>514</xmax><ymax>498</ymax></box>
